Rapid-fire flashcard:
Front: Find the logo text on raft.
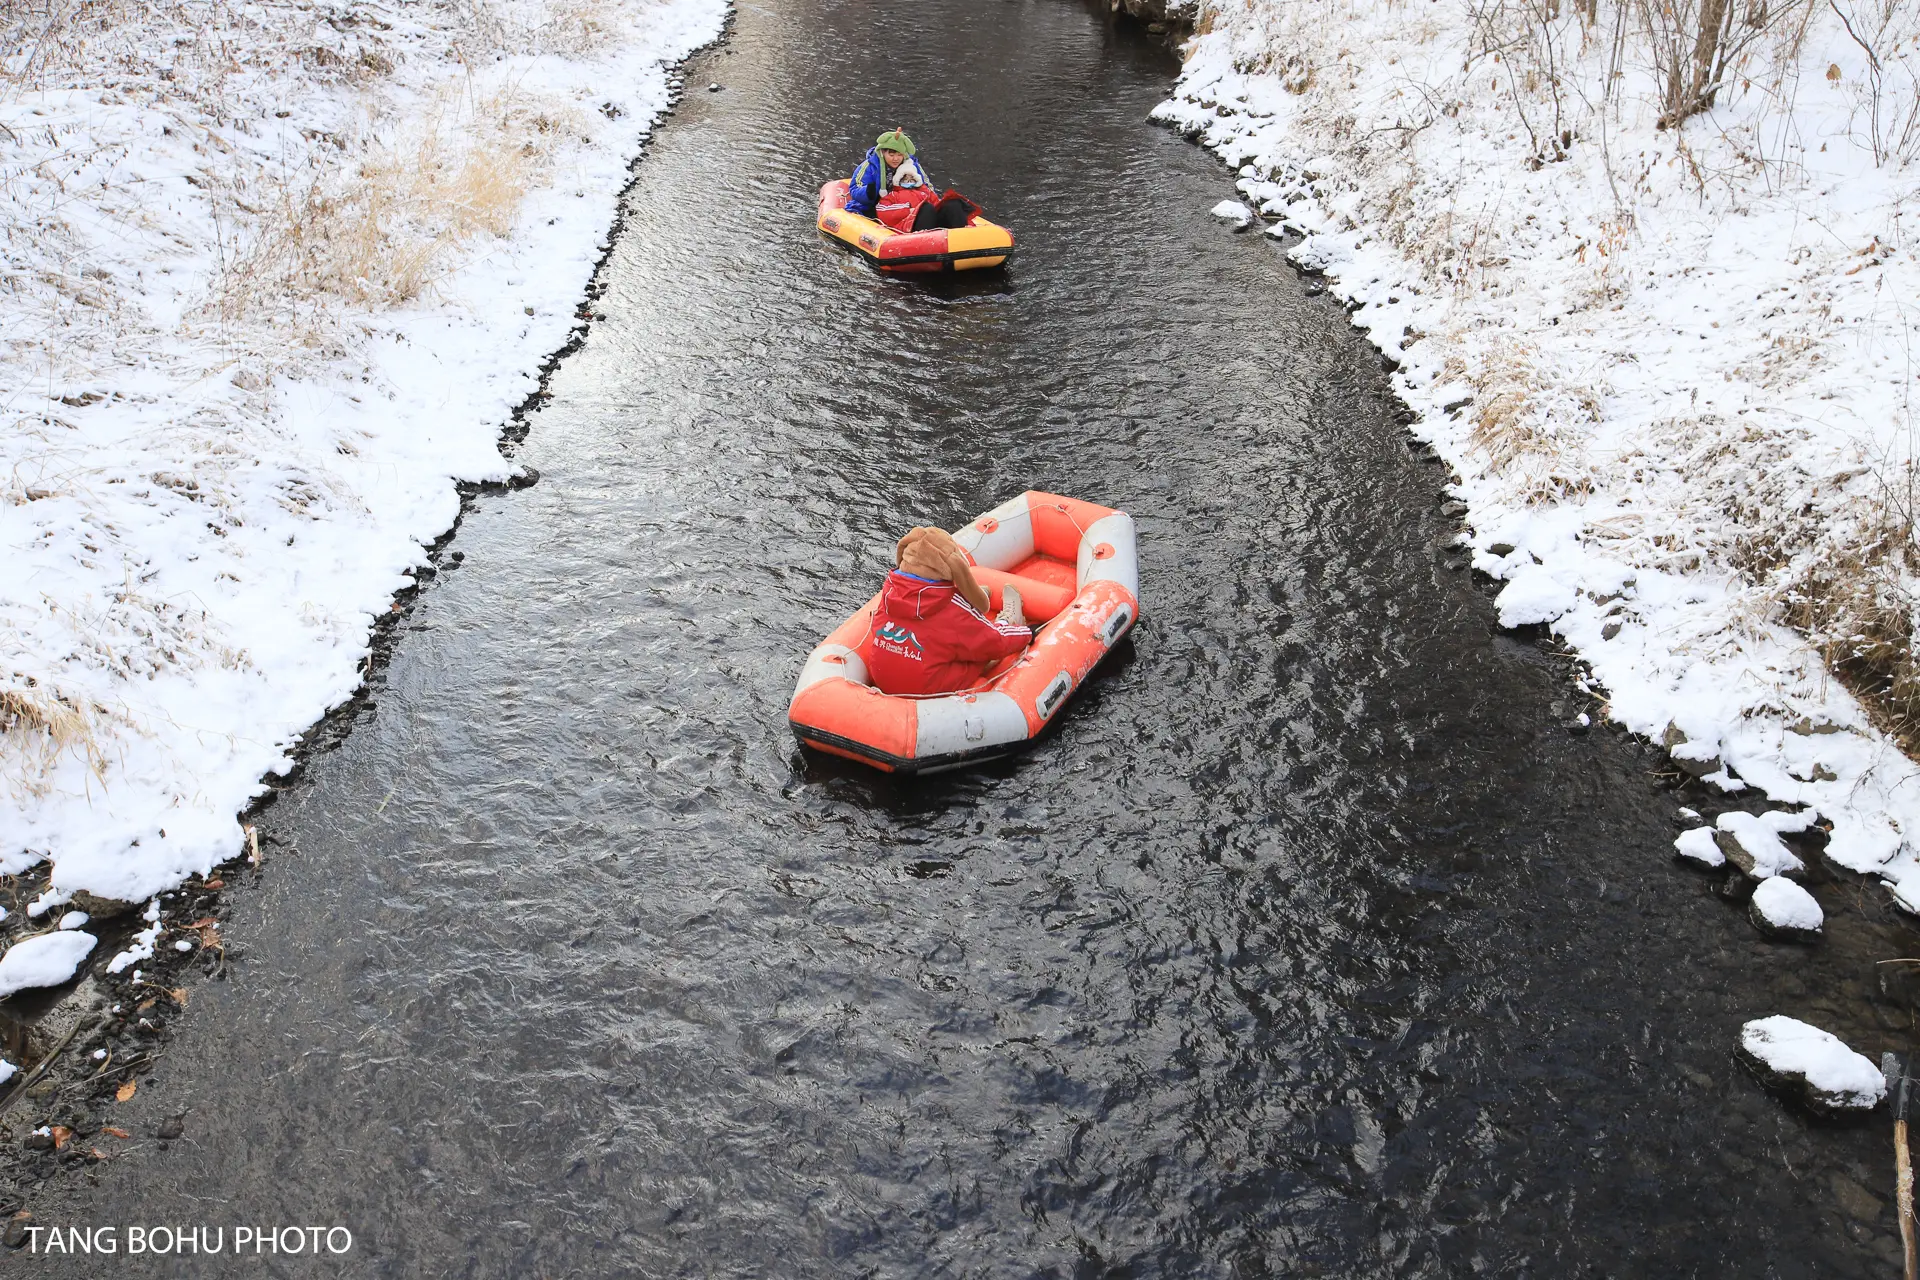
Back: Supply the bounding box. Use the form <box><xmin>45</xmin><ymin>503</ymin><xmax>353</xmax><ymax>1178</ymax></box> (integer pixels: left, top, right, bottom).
<box><xmin>875</xmin><ymin>622</ymin><xmax>923</xmax><ymax>659</ymax></box>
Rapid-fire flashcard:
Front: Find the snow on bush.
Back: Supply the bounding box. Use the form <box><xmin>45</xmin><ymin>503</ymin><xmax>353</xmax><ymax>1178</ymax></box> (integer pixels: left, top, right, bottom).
<box><xmin>1158</xmin><ymin>0</ymin><xmax>1920</xmax><ymax>907</ymax></box>
<box><xmin>1739</xmin><ymin>1015</ymin><xmax>1886</xmax><ymax>1113</ymax></box>
<box><xmin>0</xmin><ymin>931</ymin><xmax>99</xmax><ymax>1000</ymax></box>
<box><xmin>0</xmin><ymin>0</ymin><xmax>728</xmax><ymax>902</ymax></box>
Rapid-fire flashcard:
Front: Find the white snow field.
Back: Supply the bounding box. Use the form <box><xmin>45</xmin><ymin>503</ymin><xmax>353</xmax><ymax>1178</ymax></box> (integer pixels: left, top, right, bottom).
<box><xmin>1157</xmin><ymin>0</ymin><xmax>1920</xmax><ymax>911</ymax></box>
<box><xmin>0</xmin><ymin>0</ymin><xmax>728</xmax><ymax>927</ymax></box>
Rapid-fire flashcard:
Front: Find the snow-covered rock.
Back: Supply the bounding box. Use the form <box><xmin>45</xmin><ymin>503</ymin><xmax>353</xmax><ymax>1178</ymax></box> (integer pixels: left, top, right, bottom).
<box><xmin>0</xmin><ymin>1059</ymin><xmax>15</xmax><ymax>1086</ymax></box>
<box><xmin>0</xmin><ymin>931</ymin><xmax>98</xmax><ymax>1000</ymax></box>
<box><xmin>1749</xmin><ymin>878</ymin><xmax>1823</xmax><ymax>941</ymax></box>
<box><xmin>1210</xmin><ymin>199</ymin><xmax>1253</xmax><ymax>226</ymax></box>
<box><xmin>1494</xmin><ymin>564</ymin><xmax>1575</xmax><ymax>628</ymax></box>
<box><xmin>1714</xmin><ymin>812</ymin><xmax>1805</xmax><ymax>881</ymax></box>
<box><xmin>25</xmin><ymin>890</ymin><xmax>71</xmax><ymax>919</ymax></box>
<box><xmin>1661</xmin><ymin>724</ymin><xmax>1723</xmax><ymax>780</ymax></box>
<box><xmin>1738</xmin><ymin>1016</ymin><xmax>1885</xmax><ymax>1114</ymax></box>
<box><xmin>1290</xmin><ymin>233</ymin><xmax>1353</xmax><ymax>273</ymax></box>
<box><xmin>1673</xmin><ymin>827</ymin><xmax>1727</xmax><ymax>869</ymax></box>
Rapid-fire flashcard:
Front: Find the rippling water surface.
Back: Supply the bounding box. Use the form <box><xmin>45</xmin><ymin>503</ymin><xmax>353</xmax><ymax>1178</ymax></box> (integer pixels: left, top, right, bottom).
<box><xmin>30</xmin><ymin>1</ymin><xmax>1917</xmax><ymax>1275</ymax></box>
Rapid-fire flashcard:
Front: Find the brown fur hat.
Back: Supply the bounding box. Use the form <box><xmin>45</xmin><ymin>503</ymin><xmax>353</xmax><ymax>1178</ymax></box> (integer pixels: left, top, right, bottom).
<box><xmin>895</xmin><ymin>526</ymin><xmax>991</xmax><ymax>615</ymax></box>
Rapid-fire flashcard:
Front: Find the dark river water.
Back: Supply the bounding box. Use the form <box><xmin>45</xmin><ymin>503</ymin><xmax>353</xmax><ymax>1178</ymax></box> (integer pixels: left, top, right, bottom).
<box><xmin>23</xmin><ymin>0</ymin><xmax>1920</xmax><ymax>1275</ymax></box>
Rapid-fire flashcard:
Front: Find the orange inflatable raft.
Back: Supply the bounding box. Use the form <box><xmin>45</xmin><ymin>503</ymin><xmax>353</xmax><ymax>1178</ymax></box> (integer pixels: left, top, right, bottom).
<box><xmin>789</xmin><ymin>491</ymin><xmax>1140</xmax><ymax>774</ymax></box>
<box><xmin>816</xmin><ymin>180</ymin><xmax>1015</xmax><ymax>274</ymax></box>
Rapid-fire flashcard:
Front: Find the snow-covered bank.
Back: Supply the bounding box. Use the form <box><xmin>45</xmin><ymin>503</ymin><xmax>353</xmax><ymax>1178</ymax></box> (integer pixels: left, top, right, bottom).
<box><xmin>1158</xmin><ymin>0</ymin><xmax>1920</xmax><ymax>906</ymax></box>
<box><xmin>2</xmin><ymin>0</ymin><xmax>728</xmax><ymax>910</ymax></box>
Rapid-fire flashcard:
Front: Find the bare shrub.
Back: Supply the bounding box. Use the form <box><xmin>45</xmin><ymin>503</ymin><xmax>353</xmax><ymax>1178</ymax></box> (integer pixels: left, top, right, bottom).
<box><xmin>1638</xmin><ymin>0</ymin><xmax>1815</xmax><ymax>129</ymax></box>
<box><xmin>1827</xmin><ymin>0</ymin><xmax>1920</xmax><ymax>164</ymax></box>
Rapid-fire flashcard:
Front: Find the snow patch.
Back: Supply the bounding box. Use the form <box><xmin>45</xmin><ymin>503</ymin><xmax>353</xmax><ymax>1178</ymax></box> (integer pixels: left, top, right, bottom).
<box><xmin>1494</xmin><ymin>564</ymin><xmax>1576</xmax><ymax>628</ymax></box>
<box><xmin>0</xmin><ymin>931</ymin><xmax>98</xmax><ymax>999</ymax></box>
<box><xmin>1156</xmin><ymin>0</ymin><xmax>1920</xmax><ymax>920</ymax></box>
<box><xmin>26</xmin><ymin>890</ymin><xmax>72</xmax><ymax>919</ymax></box>
<box><xmin>105</xmin><ymin>900</ymin><xmax>163</xmax><ymax>975</ymax></box>
<box><xmin>0</xmin><ymin>0</ymin><xmax>731</xmax><ymax>901</ymax></box>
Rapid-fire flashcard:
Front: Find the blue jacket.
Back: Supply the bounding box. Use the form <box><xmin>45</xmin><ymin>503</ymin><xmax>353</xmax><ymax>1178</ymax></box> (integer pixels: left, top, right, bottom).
<box><xmin>847</xmin><ymin>147</ymin><xmax>933</xmax><ymax>218</ymax></box>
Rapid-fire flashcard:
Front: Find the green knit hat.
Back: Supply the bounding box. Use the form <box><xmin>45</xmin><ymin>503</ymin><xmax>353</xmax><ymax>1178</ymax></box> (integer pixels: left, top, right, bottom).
<box><xmin>874</xmin><ymin>129</ymin><xmax>916</xmax><ymax>157</ymax></box>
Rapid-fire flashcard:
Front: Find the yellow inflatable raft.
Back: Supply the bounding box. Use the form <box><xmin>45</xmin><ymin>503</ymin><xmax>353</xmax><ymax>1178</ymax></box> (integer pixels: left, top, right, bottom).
<box><xmin>816</xmin><ymin>180</ymin><xmax>1014</xmax><ymax>274</ymax></box>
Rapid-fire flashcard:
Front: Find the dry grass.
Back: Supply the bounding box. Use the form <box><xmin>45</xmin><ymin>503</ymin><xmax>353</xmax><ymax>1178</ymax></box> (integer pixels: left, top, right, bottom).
<box><xmin>1190</xmin><ymin>0</ymin><xmax>1920</xmax><ymax>756</ymax></box>
<box><xmin>1636</xmin><ymin>408</ymin><xmax>1920</xmax><ymax>749</ymax></box>
<box><xmin>1458</xmin><ymin>345</ymin><xmax>1599</xmax><ymax>470</ymax></box>
<box><xmin>1740</xmin><ymin>457</ymin><xmax>1920</xmax><ymax>750</ymax></box>
<box><xmin>219</xmin><ymin>105</ymin><xmax>537</xmax><ymax>316</ymax></box>
<box><xmin>1</xmin><ymin>0</ymin><xmax>400</xmax><ymax>99</ymax></box>
<box><xmin>211</xmin><ymin>85</ymin><xmax>593</xmax><ymax>322</ymax></box>
<box><xmin>0</xmin><ymin>678</ymin><xmax>107</xmax><ymax>798</ymax></box>
<box><xmin>1781</xmin><ymin>529</ymin><xmax>1920</xmax><ymax>749</ymax></box>
<box><xmin>6</xmin><ymin>0</ymin><xmax>568</xmax><ymax>320</ymax></box>
<box><xmin>1470</xmin><ymin>358</ymin><xmax>1547</xmax><ymax>467</ymax></box>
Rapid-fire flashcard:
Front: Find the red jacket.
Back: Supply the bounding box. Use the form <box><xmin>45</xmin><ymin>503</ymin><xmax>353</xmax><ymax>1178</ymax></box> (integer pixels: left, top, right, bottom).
<box><xmin>868</xmin><ymin>571</ymin><xmax>1032</xmax><ymax>696</ymax></box>
<box><xmin>874</xmin><ymin>185</ymin><xmax>936</xmax><ymax>233</ymax></box>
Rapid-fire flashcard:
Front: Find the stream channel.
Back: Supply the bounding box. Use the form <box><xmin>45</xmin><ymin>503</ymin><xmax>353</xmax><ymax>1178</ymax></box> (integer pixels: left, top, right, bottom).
<box><xmin>21</xmin><ymin>0</ymin><xmax>1920</xmax><ymax>1274</ymax></box>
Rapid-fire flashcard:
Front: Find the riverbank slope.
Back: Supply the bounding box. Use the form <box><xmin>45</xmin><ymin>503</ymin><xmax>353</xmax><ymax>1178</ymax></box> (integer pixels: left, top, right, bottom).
<box><xmin>1158</xmin><ymin>0</ymin><xmax>1920</xmax><ymax>904</ymax></box>
<box><xmin>1</xmin><ymin>0</ymin><xmax>728</xmax><ymax>942</ymax></box>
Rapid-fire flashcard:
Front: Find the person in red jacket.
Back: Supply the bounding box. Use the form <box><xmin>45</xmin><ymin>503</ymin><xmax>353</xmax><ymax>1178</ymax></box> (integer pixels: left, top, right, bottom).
<box><xmin>873</xmin><ymin>159</ymin><xmax>938</xmax><ymax>232</ymax></box>
<box><xmin>873</xmin><ymin>158</ymin><xmax>976</xmax><ymax>234</ymax></box>
<box><xmin>868</xmin><ymin>526</ymin><xmax>1032</xmax><ymax>696</ymax></box>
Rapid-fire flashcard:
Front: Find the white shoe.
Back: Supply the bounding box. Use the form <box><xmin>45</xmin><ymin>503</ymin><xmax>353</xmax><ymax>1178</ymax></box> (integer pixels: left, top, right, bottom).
<box><xmin>1000</xmin><ymin>586</ymin><xmax>1026</xmax><ymax>628</ymax></box>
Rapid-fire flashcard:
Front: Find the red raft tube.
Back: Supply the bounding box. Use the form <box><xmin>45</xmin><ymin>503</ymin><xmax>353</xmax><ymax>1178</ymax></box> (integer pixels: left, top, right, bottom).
<box><xmin>815</xmin><ymin>180</ymin><xmax>1015</xmax><ymax>274</ymax></box>
<box><xmin>789</xmin><ymin>491</ymin><xmax>1140</xmax><ymax>774</ymax></box>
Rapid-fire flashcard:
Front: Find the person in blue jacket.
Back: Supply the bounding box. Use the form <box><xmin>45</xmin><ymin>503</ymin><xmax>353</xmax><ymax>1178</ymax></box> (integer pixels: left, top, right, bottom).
<box><xmin>847</xmin><ymin>128</ymin><xmax>972</xmax><ymax>230</ymax></box>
